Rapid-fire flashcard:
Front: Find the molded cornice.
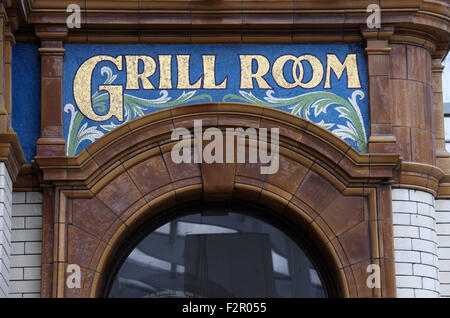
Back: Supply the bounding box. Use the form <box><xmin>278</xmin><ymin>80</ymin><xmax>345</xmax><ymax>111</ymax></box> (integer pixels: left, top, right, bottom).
<box><xmin>7</xmin><ymin>1</ymin><xmax>448</xmax><ymax>57</ymax></box>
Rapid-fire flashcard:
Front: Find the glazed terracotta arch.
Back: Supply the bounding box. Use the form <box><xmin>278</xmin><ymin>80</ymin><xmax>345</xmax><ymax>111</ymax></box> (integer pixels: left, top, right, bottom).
<box><xmin>35</xmin><ymin>102</ymin><xmax>400</xmax><ymax>298</ymax></box>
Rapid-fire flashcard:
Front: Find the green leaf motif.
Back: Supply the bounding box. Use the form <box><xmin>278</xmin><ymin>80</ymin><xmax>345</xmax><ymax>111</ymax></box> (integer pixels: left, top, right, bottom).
<box><xmin>223</xmin><ymin>90</ymin><xmax>368</xmax><ymax>152</ymax></box>
<box><xmin>65</xmin><ymin>67</ymin><xmax>213</xmax><ymax>155</ymax></box>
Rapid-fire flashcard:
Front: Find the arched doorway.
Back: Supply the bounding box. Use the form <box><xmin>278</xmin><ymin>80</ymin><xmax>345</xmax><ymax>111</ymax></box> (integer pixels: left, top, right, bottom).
<box><xmin>36</xmin><ymin>103</ymin><xmax>398</xmax><ymax>297</ymax></box>
<box><xmin>105</xmin><ymin>202</ymin><xmax>336</xmax><ymax>298</ymax></box>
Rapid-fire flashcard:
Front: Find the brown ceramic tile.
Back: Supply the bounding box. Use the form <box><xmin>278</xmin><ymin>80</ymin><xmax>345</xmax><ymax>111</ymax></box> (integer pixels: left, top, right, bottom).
<box><xmin>369</xmin><ymin>76</ymin><xmax>391</xmax><ymax>124</ymax></box>
<box><xmin>390</xmin><ymin>44</ymin><xmax>407</xmax><ymax>79</ymax></box>
<box><xmin>368</xmin><ymin>54</ymin><xmax>390</xmax><ymax>77</ymax></box>
<box><xmin>350</xmin><ymin>260</ymin><xmax>377</xmax><ymax>297</ymax></box>
<box><xmin>320</xmin><ymin>195</ymin><xmax>365</xmax><ymax>236</ymax></box>
<box><xmin>295</xmin><ymin>170</ymin><xmax>339</xmax><ymax>213</ymax></box>
<box><xmin>202</xmin><ymin>162</ymin><xmax>236</xmax><ymax>201</ymax></box>
<box><xmin>127</xmin><ymin>155</ymin><xmax>172</xmax><ymax>196</ymax></box>
<box><xmin>392</xmin><ymin>126</ymin><xmax>412</xmax><ymax>161</ymax></box>
<box><xmin>41</xmin><ymin>55</ymin><xmax>63</xmax><ymax>77</ymax></box>
<box><xmin>337</xmin><ymin>221</ymin><xmax>371</xmax><ymax>265</ymax></box>
<box><xmin>96</xmin><ymin>171</ymin><xmax>143</xmax><ymax>215</ymax></box>
<box><xmin>71</xmin><ymin>197</ymin><xmax>119</xmax><ymax>241</ymax></box>
<box><xmin>162</xmin><ymin>149</ymin><xmax>201</xmax><ymax>182</ymax></box>
<box><xmin>407</xmin><ymin>45</ymin><xmax>428</xmax><ymax>83</ymax></box>
<box><xmin>264</xmin><ymin>155</ymin><xmax>309</xmax><ymax>195</ymax></box>
<box><xmin>411</xmin><ymin>128</ymin><xmax>434</xmax><ymax>165</ymax></box>
<box><xmin>67</xmin><ymin>225</ymin><xmax>101</xmax><ymax>270</ymax></box>
<box><xmin>285</xmin><ymin>203</ymin><xmax>313</xmax><ymax>233</ymax></box>
<box><xmin>41</xmin><ymin>77</ymin><xmax>63</xmax><ymax>128</ymax></box>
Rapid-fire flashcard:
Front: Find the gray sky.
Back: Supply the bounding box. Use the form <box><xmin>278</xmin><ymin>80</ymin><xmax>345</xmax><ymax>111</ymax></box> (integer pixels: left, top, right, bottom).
<box><xmin>444</xmin><ymin>54</ymin><xmax>450</xmax><ymax>102</ymax></box>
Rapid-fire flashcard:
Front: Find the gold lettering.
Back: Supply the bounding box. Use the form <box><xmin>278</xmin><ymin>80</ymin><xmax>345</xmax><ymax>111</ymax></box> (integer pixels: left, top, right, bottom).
<box><xmin>73</xmin><ymin>55</ymin><xmax>123</xmax><ymax>122</ymax></box>
<box><xmin>325</xmin><ymin>54</ymin><xmax>361</xmax><ymax>89</ymax></box>
<box><xmin>272</xmin><ymin>55</ymin><xmax>301</xmax><ymax>89</ymax></box>
<box><xmin>176</xmin><ymin>55</ymin><xmax>202</xmax><ymax>89</ymax></box>
<box><xmin>297</xmin><ymin>55</ymin><xmax>323</xmax><ymax>89</ymax></box>
<box><xmin>125</xmin><ymin>55</ymin><xmax>156</xmax><ymax>90</ymax></box>
<box><xmin>158</xmin><ymin>55</ymin><xmax>173</xmax><ymax>89</ymax></box>
<box><xmin>239</xmin><ymin>55</ymin><xmax>272</xmax><ymax>89</ymax></box>
<box><xmin>272</xmin><ymin>55</ymin><xmax>323</xmax><ymax>89</ymax></box>
<box><xmin>202</xmin><ymin>55</ymin><xmax>227</xmax><ymax>89</ymax></box>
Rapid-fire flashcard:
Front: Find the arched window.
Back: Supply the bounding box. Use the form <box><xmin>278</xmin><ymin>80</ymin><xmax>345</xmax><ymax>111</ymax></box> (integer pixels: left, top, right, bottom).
<box><xmin>106</xmin><ymin>203</ymin><xmax>334</xmax><ymax>298</ymax></box>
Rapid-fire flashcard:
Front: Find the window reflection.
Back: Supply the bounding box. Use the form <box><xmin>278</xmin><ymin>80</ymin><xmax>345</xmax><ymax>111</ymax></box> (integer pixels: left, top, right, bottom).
<box><xmin>109</xmin><ymin>211</ymin><xmax>326</xmax><ymax>298</ymax></box>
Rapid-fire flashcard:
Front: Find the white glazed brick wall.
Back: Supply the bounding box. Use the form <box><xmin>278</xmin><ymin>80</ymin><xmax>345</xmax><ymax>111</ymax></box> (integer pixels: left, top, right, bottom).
<box><xmin>436</xmin><ymin>199</ymin><xmax>450</xmax><ymax>298</ymax></box>
<box><xmin>392</xmin><ymin>188</ymin><xmax>440</xmax><ymax>298</ymax></box>
<box><xmin>8</xmin><ymin>192</ymin><xmax>42</xmax><ymax>298</ymax></box>
<box><xmin>0</xmin><ymin>163</ymin><xmax>13</xmax><ymax>298</ymax></box>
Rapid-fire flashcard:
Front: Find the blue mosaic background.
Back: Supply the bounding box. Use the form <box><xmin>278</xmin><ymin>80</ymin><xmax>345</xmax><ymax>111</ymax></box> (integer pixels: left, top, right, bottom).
<box><xmin>12</xmin><ymin>43</ymin><xmax>41</xmax><ymax>163</ymax></box>
<box><xmin>63</xmin><ymin>44</ymin><xmax>369</xmax><ymax>156</ymax></box>
<box><xmin>12</xmin><ymin>43</ymin><xmax>370</xmax><ymax>161</ymax></box>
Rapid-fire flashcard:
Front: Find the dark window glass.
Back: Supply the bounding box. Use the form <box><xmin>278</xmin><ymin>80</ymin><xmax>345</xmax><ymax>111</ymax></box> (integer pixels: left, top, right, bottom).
<box><xmin>108</xmin><ymin>209</ymin><xmax>327</xmax><ymax>298</ymax></box>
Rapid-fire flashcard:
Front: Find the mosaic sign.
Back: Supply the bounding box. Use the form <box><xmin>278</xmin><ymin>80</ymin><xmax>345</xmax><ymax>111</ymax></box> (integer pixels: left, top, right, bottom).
<box><xmin>63</xmin><ymin>44</ymin><xmax>369</xmax><ymax>156</ymax></box>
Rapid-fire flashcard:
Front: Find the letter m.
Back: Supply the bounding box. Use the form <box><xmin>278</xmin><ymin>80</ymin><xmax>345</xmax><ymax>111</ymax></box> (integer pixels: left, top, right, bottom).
<box><xmin>325</xmin><ymin>54</ymin><xmax>361</xmax><ymax>89</ymax></box>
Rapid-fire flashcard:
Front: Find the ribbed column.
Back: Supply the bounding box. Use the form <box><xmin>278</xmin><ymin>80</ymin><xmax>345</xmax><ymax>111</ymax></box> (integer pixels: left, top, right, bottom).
<box><xmin>433</xmin><ymin>56</ymin><xmax>450</xmax><ymax>171</ymax></box>
<box><xmin>35</xmin><ymin>25</ymin><xmax>67</xmax><ymax>157</ymax></box>
<box><xmin>361</xmin><ymin>26</ymin><xmax>397</xmax><ymax>154</ymax></box>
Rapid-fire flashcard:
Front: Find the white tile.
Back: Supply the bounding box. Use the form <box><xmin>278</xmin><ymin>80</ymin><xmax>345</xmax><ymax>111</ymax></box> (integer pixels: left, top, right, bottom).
<box><xmin>397</xmin><ymin>288</ymin><xmax>415</xmax><ymax>298</ymax></box>
<box><xmin>396</xmin><ymin>275</ymin><xmax>422</xmax><ymax>288</ymax></box>
<box><xmin>439</xmin><ymin>247</ymin><xmax>450</xmax><ymax>259</ymax></box>
<box><xmin>11</xmin><ymin>255</ymin><xmax>41</xmax><ymax>268</ymax></box>
<box><xmin>25</xmin><ymin>192</ymin><xmax>42</xmax><ymax>204</ymax></box>
<box><xmin>421</xmin><ymin>252</ymin><xmax>435</xmax><ymax>265</ymax></box>
<box><xmin>437</xmin><ymin>224</ymin><xmax>450</xmax><ymax>235</ymax></box>
<box><xmin>25</xmin><ymin>242</ymin><xmax>41</xmax><ymax>255</ymax></box>
<box><xmin>409</xmin><ymin>190</ymin><xmax>433</xmax><ymax>205</ymax></box>
<box><xmin>437</xmin><ymin>235</ymin><xmax>450</xmax><ymax>248</ymax></box>
<box><xmin>439</xmin><ymin>271</ymin><xmax>450</xmax><ymax>284</ymax></box>
<box><xmin>12</xmin><ymin>193</ymin><xmax>25</xmax><ymax>205</ymax></box>
<box><xmin>392</xmin><ymin>201</ymin><xmax>417</xmax><ymax>213</ymax></box>
<box><xmin>422</xmin><ymin>277</ymin><xmax>437</xmax><ymax>291</ymax></box>
<box><xmin>394</xmin><ymin>225</ymin><xmax>419</xmax><ymax>238</ymax></box>
<box><xmin>413</xmin><ymin>264</ymin><xmax>438</xmax><ymax>279</ymax></box>
<box><xmin>392</xmin><ymin>189</ymin><xmax>410</xmax><ymax>201</ymax></box>
<box><xmin>10</xmin><ymin>267</ymin><xmax>23</xmax><ymax>280</ymax></box>
<box><xmin>394</xmin><ymin>237</ymin><xmax>412</xmax><ymax>250</ymax></box>
<box><xmin>440</xmin><ymin>284</ymin><xmax>450</xmax><ymax>296</ymax></box>
<box><xmin>419</xmin><ymin>227</ymin><xmax>433</xmax><ymax>241</ymax></box>
<box><xmin>24</xmin><ymin>267</ymin><xmax>41</xmax><ymax>280</ymax></box>
<box><xmin>410</xmin><ymin>214</ymin><xmax>435</xmax><ymax>230</ymax></box>
<box><xmin>25</xmin><ymin>217</ymin><xmax>42</xmax><ymax>229</ymax></box>
<box><xmin>436</xmin><ymin>200</ymin><xmax>450</xmax><ymax>212</ymax></box>
<box><xmin>417</xmin><ymin>203</ymin><xmax>434</xmax><ymax>217</ymax></box>
<box><xmin>11</xmin><ymin>204</ymin><xmax>42</xmax><ymax>217</ymax></box>
<box><xmin>395</xmin><ymin>250</ymin><xmax>421</xmax><ymax>263</ymax></box>
<box><xmin>439</xmin><ymin>259</ymin><xmax>450</xmax><ymax>270</ymax></box>
<box><xmin>395</xmin><ymin>262</ymin><xmax>413</xmax><ymax>275</ymax></box>
<box><xmin>414</xmin><ymin>289</ymin><xmax>439</xmax><ymax>298</ymax></box>
<box><xmin>11</xmin><ymin>217</ymin><xmax>25</xmax><ymax>230</ymax></box>
<box><xmin>436</xmin><ymin>211</ymin><xmax>450</xmax><ymax>223</ymax></box>
<box><xmin>412</xmin><ymin>239</ymin><xmax>437</xmax><ymax>254</ymax></box>
<box><xmin>393</xmin><ymin>213</ymin><xmax>410</xmax><ymax>226</ymax></box>
<box><xmin>11</xmin><ymin>242</ymin><xmax>24</xmax><ymax>255</ymax></box>
<box><xmin>9</xmin><ymin>280</ymin><xmax>40</xmax><ymax>294</ymax></box>
<box><xmin>11</xmin><ymin>229</ymin><xmax>42</xmax><ymax>242</ymax></box>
